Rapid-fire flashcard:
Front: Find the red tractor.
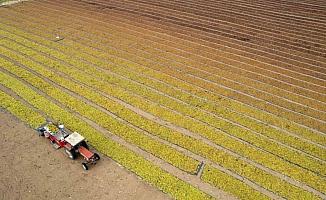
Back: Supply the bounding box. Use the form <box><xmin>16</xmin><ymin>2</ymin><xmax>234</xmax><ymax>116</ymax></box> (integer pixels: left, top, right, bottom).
<box><xmin>37</xmin><ymin>122</ymin><xmax>100</xmax><ymax>170</ymax></box>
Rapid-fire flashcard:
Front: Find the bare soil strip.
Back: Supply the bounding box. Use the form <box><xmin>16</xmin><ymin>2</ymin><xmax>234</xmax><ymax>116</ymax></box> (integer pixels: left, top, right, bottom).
<box><xmin>0</xmin><ymin>110</ymin><xmax>170</xmax><ymax>200</ymax></box>
<box><xmin>1</xmin><ymin>0</ymin><xmax>325</xmax><ymax>199</ymax></box>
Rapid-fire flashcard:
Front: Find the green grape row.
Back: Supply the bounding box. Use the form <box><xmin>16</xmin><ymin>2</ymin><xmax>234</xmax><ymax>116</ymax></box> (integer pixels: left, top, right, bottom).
<box><xmin>0</xmin><ymin>9</ymin><xmax>325</xmax><ymax>143</ymax></box>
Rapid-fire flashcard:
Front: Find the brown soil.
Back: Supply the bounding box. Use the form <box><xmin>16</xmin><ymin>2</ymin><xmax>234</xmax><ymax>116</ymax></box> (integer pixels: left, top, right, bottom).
<box><xmin>0</xmin><ymin>110</ymin><xmax>170</xmax><ymax>200</ymax></box>
<box><xmin>0</xmin><ymin>0</ymin><xmax>325</xmax><ymax>199</ymax></box>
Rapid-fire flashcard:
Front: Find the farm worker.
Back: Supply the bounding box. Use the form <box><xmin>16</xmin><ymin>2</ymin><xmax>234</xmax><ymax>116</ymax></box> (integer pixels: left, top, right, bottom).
<box><xmin>59</xmin><ymin>124</ymin><xmax>64</xmax><ymax>130</ymax></box>
<box><xmin>44</xmin><ymin>126</ymin><xmax>50</xmax><ymax>138</ymax></box>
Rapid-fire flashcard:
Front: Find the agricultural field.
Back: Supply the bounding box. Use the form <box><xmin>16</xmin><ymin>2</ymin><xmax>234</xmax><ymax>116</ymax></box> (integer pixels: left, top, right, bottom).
<box><xmin>0</xmin><ymin>0</ymin><xmax>325</xmax><ymax>199</ymax></box>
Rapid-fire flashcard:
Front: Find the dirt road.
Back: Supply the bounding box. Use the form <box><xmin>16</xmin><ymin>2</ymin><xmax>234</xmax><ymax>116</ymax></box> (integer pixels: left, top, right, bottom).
<box><xmin>0</xmin><ymin>110</ymin><xmax>170</xmax><ymax>200</ymax></box>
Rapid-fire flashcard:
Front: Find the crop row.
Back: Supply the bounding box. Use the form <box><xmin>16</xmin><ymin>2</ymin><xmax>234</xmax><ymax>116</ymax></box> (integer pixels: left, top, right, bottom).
<box><xmin>196</xmin><ymin>0</ymin><xmax>326</xmax><ymax>23</ymax></box>
<box><xmin>0</xmin><ymin>41</ymin><xmax>322</xmax><ymax>200</ymax></box>
<box><xmin>112</xmin><ymin>0</ymin><xmax>326</xmax><ymax>58</ymax></box>
<box><xmin>93</xmin><ymin>5</ymin><xmax>326</xmax><ymax>75</ymax></box>
<box><xmin>59</xmin><ymin>32</ymin><xmax>326</xmax><ymax>156</ymax></box>
<box><xmin>76</xmin><ymin>0</ymin><xmax>326</xmax><ymax>38</ymax></box>
<box><xmin>62</xmin><ymin>16</ymin><xmax>326</xmax><ymax>116</ymax></box>
<box><xmin>66</xmin><ymin>41</ymin><xmax>326</xmax><ymax>162</ymax></box>
<box><xmin>8</xmin><ymin>1</ymin><xmax>324</xmax><ymax>111</ymax></box>
<box><xmin>45</xmin><ymin>1</ymin><xmax>326</xmax><ymax>72</ymax></box>
<box><xmin>101</xmin><ymin>32</ymin><xmax>326</xmax><ymax>109</ymax></box>
<box><xmin>200</xmin><ymin>164</ymin><xmax>269</xmax><ymax>200</ymax></box>
<box><xmin>0</xmin><ymin>90</ymin><xmax>45</xmax><ymax>129</ymax></box>
<box><xmin>1</xmin><ymin>10</ymin><xmax>325</xmax><ymax>138</ymax></box>
<box><xmin>0</xmin><ymin>55</ymin><xmax>272</xmax><ymax>200</ymax></box>
<box><xmin>0</xmin><ymin>73</ymin><xmax>212</xmax><ymax>200</ymax></box>
<box><xmin>0</xmin><ymin>55</ymin><xmax>201</xmax><ymax>175</ymax></box>
<box><xmin>1</xmin><ymin>24</ymin><xmax>325</xmax><ymax>173</ymax></box>
<box><xmin>125</xmin><ymin>0</ymin><xmax>326</xmax><ymax>42</ymax></box>
<box><xmin>1</xmin><ymin>36</ymin><xmax>325</xmax><ymax>197</ymax></box>
<box><xmin>81</xmin><ymin>0</ymin><xmax>326</xmax><ymax>68</ymax></box>
<box><xmin>3</xmin><ymin>25</ymin><xmax>326</xmax><ymax>170</ymax></box>
<box><xmin>108</xmin><ymin>0</ymin><xmax>326</xmax><ymax>35</ymax></box>
<box><xmin>2</xmin><ymin>22</ymin><xmax>326</xmax><ymax>173</ymax></box>
<box><xmin>8</xmin><ymin>4</ymin><xmax>326</xmax><ymax>111</ymax></box>
<box><xmin>73</xmin><ymin>44</ymin><xmax>326</xmax><ymax>148</ymax></box>
<box><xmin>43</xmin><ymin>0</ymin><xmax>326</xmax><ymax>87</ymax></box>
<box><xmin>65</xmin><ymin>26</ymin><xmax>326</xmax><ymax>123</ymax></box>
<box><xmin>190</xmin><ymin>0</ymin><xmax>326</xmax><ymax>29</ymax></box>
<box><xmin>1</xmin><ymin>7</ymin><xmax>321</xmax><ymax>142</ymax></box>
<box><xmin>90</xmin><ymin>0</ymin><xmax>325</xmax><ymax>58</ymax></box>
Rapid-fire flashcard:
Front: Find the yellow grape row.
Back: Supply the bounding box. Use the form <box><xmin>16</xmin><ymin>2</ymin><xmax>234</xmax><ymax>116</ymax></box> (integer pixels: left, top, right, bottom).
<box><xmin>0</xmin><ymin>58</ymin><xmax>200</xmax><ymax>174</ymax></box>
<box><xmin>0</xmin><ymin>73</ymin><xmax>212</xmax><ymax>200</ymax></box>
<box><xmin>3</xmin><ymin>7</ymin><xmax>325</xmax><ymax>132</ymax></box>
<box><xmin>11</xmin><ymin>3</ymin><xmax>325</xmax><ymax>105</ymax></box>
<box><xmin>1</xmin><ymin>5</ymin><xmax>324</xmax><ymax>200</ymax></box>
<box><xmin>65</xmin><ymin>34</ymin><xmax>326</xmax><ymax>132</ymax></box>
<box><xmin>94</xmin><ymin>57</ymin><xmax>326</xmax><ymax>160</ymax></box>
<box><xmin>201</xmin><ymin>165</ymin><xmax>270</xmax><ymax>200</ymax></box>
<box><xmin>0</xmin><ymin>26</ymin><xmax>324</xmax><ymax>180</ymax></box>
<box><xmin>0</xmin><ymin>42</ymin><xmax>323</xmax><ymax>199</ymax></box>
<box><xmin>110</xmin><ymin>28</ymin><xmax>325</xmax><ymax>107</ymax></box>
<box><xmin>3</xmin><ymin>12</ymin><xmax>326</xmax><ymax>143</ymax></box>
<box><xmin>0</xmin><ymin>44</ymin><xmax>280</xmax><ymax>199</ymax></box>
<box><xmin>69</xmin><ymin>19</ymin><xmax>326</xmax><ymax>121</ymax></box>
<box><xmin>0</xmin><ymin>31</ymin><xmax>325</xmax><ymax>193</ymax></box>
<box><xmin>1</xmin><ymin>18</ymin><xmax>325</xmax><ymax>155</ymax></box>
<box><xmin>0</xmin><ymin>14</ymin><xmax>324</xmax><ymax>148</ymax></box>
<box><xmin>0</xmin><ymin>45</ymin><xmax>274</xmax><ymax>199</ymax></box>
<box><xmin>57</xmin><ymin>22</ymin><xmax>326</xmax><ymax>148</ymax></box>
<box><xmin>0</xmin><ymin>90</ymin><xmax>45</xmax><ymax>129</ymax></box>
<box><xmin>1</xmin><ymin>21</ymin><xmax>325</xmax><ymax>167</ymax></box>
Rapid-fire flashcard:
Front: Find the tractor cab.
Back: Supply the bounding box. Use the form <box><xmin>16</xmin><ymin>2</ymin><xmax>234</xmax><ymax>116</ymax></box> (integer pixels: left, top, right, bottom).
<box><xmin>63</xmin><ymin>132</ymin><xmax>100</xmax><ymax>170</ymax></box>
<box><xmin>37</xmin><ymin>122</ymin><xmax>100</xmax><ymax>170</ymax></box>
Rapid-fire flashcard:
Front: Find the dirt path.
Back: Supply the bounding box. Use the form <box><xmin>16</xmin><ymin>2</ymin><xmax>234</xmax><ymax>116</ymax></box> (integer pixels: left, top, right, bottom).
<box><xmin>0</xmin><ymin>110</ymin><xmax>170</xmax><ymax>200</ymax></box>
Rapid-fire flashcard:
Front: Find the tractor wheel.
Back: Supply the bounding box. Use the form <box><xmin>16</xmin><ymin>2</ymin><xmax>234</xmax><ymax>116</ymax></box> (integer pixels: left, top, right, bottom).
<box><xmin>38</xmin><ymin>130</ymin><xmax>45</xmax><ymax>136</ymax></box>
<box><xmin>94</xmin><ymin>153</ymin><xmax>100</xmax><ymax>161</ymax></box>
<box><xmin>82</xmin><ymin>163</ymin><xmax>88</xmax><ymax>171</ymax></box>
<box><xmin>65</xmin><ymin>149</ymin><xmax>76</xmax><ymax>160</ymax></box>
<box><xmin>37</xmin><ymin>127</ymin><xmax>45</xmax><ymax>136</ymax></box>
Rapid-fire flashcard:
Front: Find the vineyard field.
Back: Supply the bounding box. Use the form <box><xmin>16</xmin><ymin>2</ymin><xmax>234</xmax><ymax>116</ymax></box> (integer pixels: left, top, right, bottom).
<box><xmin>0</xmin><ymin>0</ymin><xmax>325</xmax><ymax>199</ymax></box>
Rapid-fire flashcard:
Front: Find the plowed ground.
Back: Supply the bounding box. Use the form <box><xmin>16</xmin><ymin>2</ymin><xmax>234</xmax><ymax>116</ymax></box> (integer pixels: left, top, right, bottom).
<box><xmin>0</xmin><ymin>0</ymin><xmax>325</xmax><ymax>199</ymax></box>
